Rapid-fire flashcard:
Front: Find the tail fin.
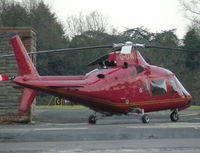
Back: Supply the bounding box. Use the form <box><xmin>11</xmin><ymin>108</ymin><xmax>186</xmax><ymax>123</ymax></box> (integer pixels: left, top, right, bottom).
<box><xmin>9</xmin><ymin>35</ymin><xmax>38</xmax><ymax>113</ymax></box>
<box><xmin>10</xmin><ymin>35</ymin><xmax>39</xmax><ymax>76</ymax></box>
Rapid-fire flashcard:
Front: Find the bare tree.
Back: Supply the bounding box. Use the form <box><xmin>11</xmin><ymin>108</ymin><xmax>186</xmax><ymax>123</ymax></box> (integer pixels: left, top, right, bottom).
<box><xmin>0</xmin><ymin>0</ymin><xmax>13</xmax><ymax>12</ymax></box>
<box><xmin>86</xmin><ymin>11</ymin><xmax>108</xmax><ymax>32</ymax></box>
<box><xmin>21</xmin><ymin>0</ymin><xmax>41</xmax><ymax>12</ymax></box>
<box><xmin>66</xmin><ymin>12</ymin><xmax>86</xmax><ymax>37</ymax></box>
<box><xmin>180</xmin><ymin>0</ymin><xmax>200</xmax><ymax>25</ymax></box>
<box><xmin>65</xmin><ymin>11</ymin><xmax>108</xmax><ymax>38</ymax></box>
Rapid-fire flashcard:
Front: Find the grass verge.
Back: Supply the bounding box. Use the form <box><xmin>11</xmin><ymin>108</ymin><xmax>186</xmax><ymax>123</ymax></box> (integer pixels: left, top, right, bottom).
<box><xmin>188</xmin><ymin>105</ymin><xmax>200</xmax><ymax>110</ymax></box>
<box><xmin>36</xmin><ymin>105</ymin><xmax>87</xmax><ymax>110</ymax></box>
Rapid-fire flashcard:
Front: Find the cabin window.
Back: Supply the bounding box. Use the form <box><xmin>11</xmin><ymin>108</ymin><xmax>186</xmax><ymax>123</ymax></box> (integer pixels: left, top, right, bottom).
<box><xmin>169</xmin><ymin>78</ymin><xmax>178</xmax><ymax>94</ymax></box>
<box><xmin>151</xmin><ymin>79</ymin><xmax>167</xmax><ymax>96</ymax></box>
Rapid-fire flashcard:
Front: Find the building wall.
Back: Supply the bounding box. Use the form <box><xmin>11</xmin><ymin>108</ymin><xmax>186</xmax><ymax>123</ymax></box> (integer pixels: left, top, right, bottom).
<box><xmin>0</xmin><ymin>28</ymin><xmax>36</xmax><ymax>123</ymax></box>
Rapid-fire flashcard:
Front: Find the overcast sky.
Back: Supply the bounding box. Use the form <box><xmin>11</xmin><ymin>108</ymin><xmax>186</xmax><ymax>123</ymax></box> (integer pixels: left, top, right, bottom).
<box><xmin>43</xmin><ymin>0</ymin><xmax>190</xmax><ymax>38</ymax></box>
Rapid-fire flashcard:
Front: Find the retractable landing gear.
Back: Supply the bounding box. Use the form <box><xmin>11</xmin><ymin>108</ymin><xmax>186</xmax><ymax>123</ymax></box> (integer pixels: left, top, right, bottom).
<box><xmin>170</xmin><ymin>110</ymin><xmax>179</xmax><ymax>122</ymax></box>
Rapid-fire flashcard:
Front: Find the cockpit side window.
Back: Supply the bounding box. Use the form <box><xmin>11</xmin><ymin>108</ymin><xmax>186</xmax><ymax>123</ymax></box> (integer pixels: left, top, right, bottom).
<box><xmin>169</xmin><ymin>78</ymin><xmax>178</xmax><ymax>94</ymax></box>
<box><xmin>151</xmin><ymin>79</ymin><xmax>167</xmax><ymax>96</ymax></box>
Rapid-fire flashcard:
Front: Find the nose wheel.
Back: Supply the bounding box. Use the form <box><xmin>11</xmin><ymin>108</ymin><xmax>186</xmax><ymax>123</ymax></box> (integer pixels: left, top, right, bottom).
<box><xmin>170</xmin><ymin>110</ymin><xmax>179</xmax><ymax>122</ymax></box>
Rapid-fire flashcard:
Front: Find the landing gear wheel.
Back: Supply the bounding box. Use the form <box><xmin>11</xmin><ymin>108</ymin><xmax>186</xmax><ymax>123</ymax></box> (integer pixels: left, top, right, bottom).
<box><xmin>170</xmin><ymin>111</ymin><xmax>179</xmax><ymax>122</ymax></box>
<box><xmin>88</xmin><ymin>115</ymin><xmax>96</xmax><ymax>124</ymax></box>
<box><xmin>141</xmin><ymin>114</ymin><xmax>150</xmax><ymax>123</ymax></box>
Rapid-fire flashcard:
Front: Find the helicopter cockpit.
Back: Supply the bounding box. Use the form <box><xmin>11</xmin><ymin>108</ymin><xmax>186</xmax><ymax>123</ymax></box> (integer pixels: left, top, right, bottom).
<box><xmin>98</xmin><ymin>60</ymin><xmax>117</xmax><ymax>68</ymax></box>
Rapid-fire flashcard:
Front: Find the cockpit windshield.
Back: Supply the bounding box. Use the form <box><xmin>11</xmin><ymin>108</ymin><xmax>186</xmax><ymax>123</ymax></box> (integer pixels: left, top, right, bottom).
<box><xmin>174</xmin><ymin>77</ymin><xmax>190</xmax><ymax>96</ymax></box>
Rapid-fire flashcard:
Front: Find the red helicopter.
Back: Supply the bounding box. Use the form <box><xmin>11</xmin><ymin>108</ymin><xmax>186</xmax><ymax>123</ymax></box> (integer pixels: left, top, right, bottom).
<box><xmin>0</xmin><ymin>35</ymin><xmax>193</xmax><ymax>124</ymax></box>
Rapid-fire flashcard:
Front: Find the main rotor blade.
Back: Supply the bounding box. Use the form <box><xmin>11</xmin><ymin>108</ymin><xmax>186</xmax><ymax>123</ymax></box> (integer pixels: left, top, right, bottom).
<box><xmin>1</xmin><ymin>42</ymin><xmax>200</xmax><ymax>58</ymax></box>
<box><xmin>145</xmin><ymin>45</ymin><xmax>200</xmax><ymax>53</ymax></box>
<box><xmin>0</xmin><ymin>44</ymin><xmax>113</xmax><ymax>58</ymax></box>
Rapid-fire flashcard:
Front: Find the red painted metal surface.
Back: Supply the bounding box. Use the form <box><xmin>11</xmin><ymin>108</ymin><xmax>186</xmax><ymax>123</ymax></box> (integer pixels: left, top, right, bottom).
<box><xmin>0</xmin><ymin>74</ymin><xmax>9</xmax><ymax>81</ymax></box>
<box><xmin>9</xmin><ymin>36</ymin><xmax>192</xmax><ymax>115</ymax></box>
<box><xmin>10</xmin><ymin>36</ymin><xmax>39</xmax><ymax>77</ymax></box>
<box><xmin>19</xmin><ymin>88</ymin><xmax>37</xmax><ymax>113</ymax></box>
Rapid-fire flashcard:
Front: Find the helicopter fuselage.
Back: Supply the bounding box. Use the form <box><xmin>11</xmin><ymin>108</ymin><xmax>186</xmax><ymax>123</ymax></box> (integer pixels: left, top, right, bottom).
<box><xmin>2</xmin><ymin>36</ymin><xmax>192</xmax><ymax>124</ymax></box>
<box><xmin>13</xmin><ymin>63</ymin><xmax>192</xmax><ymax>115</ymax></box>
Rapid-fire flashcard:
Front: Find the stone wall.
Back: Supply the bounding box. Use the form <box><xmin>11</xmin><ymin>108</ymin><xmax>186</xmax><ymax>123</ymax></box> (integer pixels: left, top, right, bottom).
<box><xmin>0</xmin><ymin>28</ymin><xmax>36</xmax><ymax>123</ymax></box>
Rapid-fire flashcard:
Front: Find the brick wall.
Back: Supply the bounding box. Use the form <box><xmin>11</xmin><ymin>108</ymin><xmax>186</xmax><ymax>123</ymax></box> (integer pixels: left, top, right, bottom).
<box><xmin>0</xmin><ymin>28</ymin><xmax>36</xmax><ymax>123</ymax></box>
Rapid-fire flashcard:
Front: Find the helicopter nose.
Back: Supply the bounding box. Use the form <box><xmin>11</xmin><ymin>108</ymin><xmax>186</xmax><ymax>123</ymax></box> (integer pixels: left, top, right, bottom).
<box><xmin>184</xmin><ymin>92</ymin><xmax>192</xmax><ymax>105</ymax></box>
<box><xmin>178</xmin><ymin>93</ymin><xmax>192</xmax><ymax>111</ymax></box>
<box><xmin>187</xmin><ymin>94</ymin><xmax>192</xmax><ymax>102</ymax></box>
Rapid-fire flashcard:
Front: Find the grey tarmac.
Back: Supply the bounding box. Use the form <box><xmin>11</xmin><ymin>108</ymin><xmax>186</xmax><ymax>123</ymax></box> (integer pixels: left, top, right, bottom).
<box><xmin>0</xmin><ymin>108</ymin><xmax>200</xmax><ymax>153</ymax></box>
